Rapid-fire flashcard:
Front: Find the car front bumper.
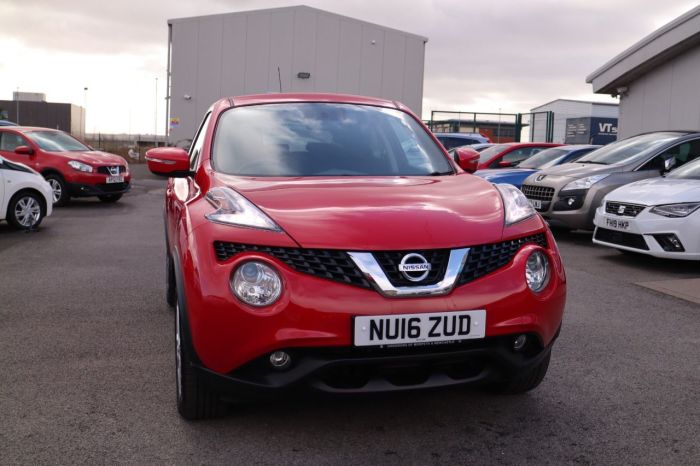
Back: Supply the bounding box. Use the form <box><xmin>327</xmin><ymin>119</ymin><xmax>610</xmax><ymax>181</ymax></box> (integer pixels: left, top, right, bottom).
<box><xmin>593</xmin><ymin>206</ymin><xmax>700</xmax><ymax>260</ymax></box>
<box><xmin>179</xmin><ymin>227</ymin><xmax>567</xmax><ymax>381</ymax></box>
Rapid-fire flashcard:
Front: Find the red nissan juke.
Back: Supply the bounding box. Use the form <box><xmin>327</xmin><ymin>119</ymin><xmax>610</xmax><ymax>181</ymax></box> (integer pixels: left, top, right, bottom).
<box><xmin>146</xmin><ymin>94</ymin><xmax>566</xmax><ymax>420</ymax></box>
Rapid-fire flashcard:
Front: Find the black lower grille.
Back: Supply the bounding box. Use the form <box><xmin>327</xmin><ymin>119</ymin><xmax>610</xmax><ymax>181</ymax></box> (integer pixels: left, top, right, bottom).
<box><xmin>458</xmin><ymin>233</ymin><xmax>548</xmax><ymax>285</ymax></box>
<box><xmin>97</xmin><ymin>182</ymin><xmax>129</xmax><ymax>193</ymax></box>
<box><xmin>594</xmin><ymin>228</ymin><xmax>649</xmax><ymax>250</ymax></box>
<box><xmin>213</xmin><ymin>242</ymin><xmax>371</xmax><ymax>289</ymax></box>
<box><xmin>372</xmin><ymin>250</ymin><xmax>450</xmax><ymax>286</ymax></box>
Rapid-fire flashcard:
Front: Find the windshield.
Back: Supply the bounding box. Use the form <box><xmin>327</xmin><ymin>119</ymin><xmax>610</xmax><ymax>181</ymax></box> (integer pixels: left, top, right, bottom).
<box><xmin>576</xmin><ymin>132</ymin><xmax>683</xmax><ymax>165</ymax></box>
<box><xmin>213</xmin><ymin>103</ymin><xmax>453</xmax><ymax>177</ymax></box>
<box><xmin>518</xmin><ymin>148</ymin><xmax>571</xmax><ymax>169</ymax></box>
<box><xmin>667</xmin><ymin>158</ymin><xmax>700</xmax><ymax>180</ymax></box>
<box><xmin>478</xmin><ymin>144</ymin><xmax>510</xmax><ymax>163</ymax></box>
<box><xmin>26</xmin><ymin>131</ymin><xmax>90</xmax><ymax>152</ymax></box>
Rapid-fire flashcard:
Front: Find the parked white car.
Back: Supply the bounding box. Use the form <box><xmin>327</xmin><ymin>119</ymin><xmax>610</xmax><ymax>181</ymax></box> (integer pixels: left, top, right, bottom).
<box><xmin>593</xmin><ymin>158</ymin><xmax>700</xmax><ymax>260</ymax></box>
<box><xmin>0</xmin><ymin>156</ymin><xmax>53</xmax><ymax>229</ymax></box>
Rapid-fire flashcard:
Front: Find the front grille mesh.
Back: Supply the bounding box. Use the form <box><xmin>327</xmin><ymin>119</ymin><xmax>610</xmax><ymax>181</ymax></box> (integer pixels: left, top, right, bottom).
<box><xmin>521</xmin><ymin>184</ymin><xmax>555</xmax><ymax>202</ymax></box>
<box><xmin>213</xmin><ymin>243</ymin><xmax>371</xmax><ymax>289</ymax></box>
<box><xmin>605</xmin><ymin>201</ymin><xmax>646</xmax><ymax>217</ymax></box>
<box><xmin>458</xmin><ymin>233</ymin><xmax>548</xmax><ymax>285</ymax></box>
<box><xmin>215</xmin><ymin>232</ymin><xmax>548</xmax><ymax>291</ymax></box>
<box><xmin>97</xmin><ymin>165</ymin><xmax>126</xmax><ymax>175</ymax></box>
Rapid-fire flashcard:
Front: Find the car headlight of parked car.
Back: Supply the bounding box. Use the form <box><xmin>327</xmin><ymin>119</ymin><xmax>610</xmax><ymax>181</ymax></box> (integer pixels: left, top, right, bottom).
<box><xmin>525</xmin><ymin>250</ymin><xmax>550</xmax><ymax>293</ymax></box>
<box><xmin>205</xmin><ymin>186</ymin><xmax>282</xmax><ymax>231</ymax></box>
<box><xmin>231</xmin><ymin>261</ymin><xmax>283</xmax><ymax>306</ymax></box>
<box><xmin>562</xmin><ymin>174</ymin><xmax>609</xmax><ymax>191</ymax></box>
<box><xmin>495</xmin><ymin>183</ymin><xmax>535</xmax><ymax>225</ymax></box>
<box><xmin>68</xmin><ymin>160</ymin><xmax>94</xmax><ymax>173</ymax></box>
<box><xmin>650</xmin><ymin>202</ymin><xmax>700</xmax><ymax>218</ymax></box>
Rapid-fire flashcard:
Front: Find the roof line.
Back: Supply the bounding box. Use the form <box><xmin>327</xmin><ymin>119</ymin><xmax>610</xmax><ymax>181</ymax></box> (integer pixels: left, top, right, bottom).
<box><xmin>586</xmin><ymin>5</ymin><xmax>700</xmax><ymax>83</ymax></box>
<box><xmin>530</xmin><ymin>98</ymin><xmax>619</xmax><ymax>111</ymax></box>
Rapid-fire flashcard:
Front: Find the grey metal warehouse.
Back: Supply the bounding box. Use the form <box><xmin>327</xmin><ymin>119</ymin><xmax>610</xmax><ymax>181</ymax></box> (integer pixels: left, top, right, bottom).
<box><xmin>166</xmin><ymin>5</ymin><xmax>428</xmax><ymax>143</ymax></box>
<box><xmin>587</xmin><ymin>5</ymin><xmax>700</xmax><ymax>138</ymax></box>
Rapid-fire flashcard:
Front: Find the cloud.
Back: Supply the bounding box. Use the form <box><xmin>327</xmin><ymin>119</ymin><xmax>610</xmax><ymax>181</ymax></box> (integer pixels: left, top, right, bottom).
<box><xmin>0</xmin><ymin>0</ymin><xmax>694</xmax><ymax>133</ymax></box>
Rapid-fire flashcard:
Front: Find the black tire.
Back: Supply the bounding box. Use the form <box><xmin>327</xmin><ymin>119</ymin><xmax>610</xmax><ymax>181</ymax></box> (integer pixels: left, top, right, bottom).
<box><xmin>98</xmin><ymin>194</ymin><xmax>123</xmax><ymax>203</ymax></box>
<box><xmin>175</xmin><ymin>302</ymin><xmax>227</xmax><ymax>420</ymax></box>
<box><xmin>7</xmin><ymin>191</ymin><xmax>45</xmax><ymax>230</ymax></box>
<box><xmin>166</xmin><ymin>253</ymin><xmax>177</xmax><ymax>308</ymax></box>
<box><xmin>486</xmin><ymin>351</ymin><xmax>551</xmax><ymax>395</ymax></box>
<box><xmin>44</xmin><ymin>173</ymin><xmax>69</xmax><ymax>206</ymax></box>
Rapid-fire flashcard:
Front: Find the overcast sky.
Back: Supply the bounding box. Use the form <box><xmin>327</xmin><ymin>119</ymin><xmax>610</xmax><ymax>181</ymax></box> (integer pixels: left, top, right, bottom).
<box><xmin>0</xmin><ymin>0</ymin><xmax>696</xmax><ymax>135</ymax></box>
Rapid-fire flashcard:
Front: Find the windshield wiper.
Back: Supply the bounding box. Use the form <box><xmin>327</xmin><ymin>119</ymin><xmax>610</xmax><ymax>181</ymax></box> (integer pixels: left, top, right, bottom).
<box><xmin>428</xmin><ymin>170</ymin><xmax>454</xmax><ymax>176</ymax></box>
<box><xmin>578</xmin><ymin>161</ymin><xmax>607</xmax><ymax>165</ymax></box>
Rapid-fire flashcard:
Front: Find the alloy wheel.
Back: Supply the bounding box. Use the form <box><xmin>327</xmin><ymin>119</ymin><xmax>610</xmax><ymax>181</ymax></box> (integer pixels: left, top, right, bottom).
<box><xmin>48</xmin><ymin>179</ymin><xmax>62</xmax><ymax>203</ymax></box>
<box><xmin>14</xmin><ymin>196</ymin><xmax>41</xmax><ymax>227</ymax></box>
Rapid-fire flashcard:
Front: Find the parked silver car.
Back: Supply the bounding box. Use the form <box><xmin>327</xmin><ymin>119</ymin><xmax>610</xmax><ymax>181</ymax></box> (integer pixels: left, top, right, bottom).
<box><xmin>521</xmin><ymin>131</ymin><xmax>700</xmax><ymax>230</ymax></box>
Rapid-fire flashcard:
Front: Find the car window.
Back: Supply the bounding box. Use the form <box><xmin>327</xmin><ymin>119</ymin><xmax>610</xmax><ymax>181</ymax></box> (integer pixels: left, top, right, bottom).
<box><xmin>503</xmin><ymin>148</ymin><xmax>540</xmax><ymax>164</ymax></box>
<box><xmin>0</xmin><ymin>132</ymin><xmax>29</xmax><ymax>152</ymax></box>
<box><xmin>478</xmin><ymin>144</ymin><xmax>510</xmax><ymax>163</ymax></box>
<box><xmin>518</xmin><ymin>148</ymin><xmax>570</xmax><ymax>169</ymax></box>
<box><xmin>212</xmin><ymin>103</ymin><xmax>453</xmax><ymax>177</ymax></box>
<box><xmin>667</xmin><ymin>157</ymin><xmax>700</xmax><ymax>179</ymax></box>
<box><xmin>577</xmin><ymin>132</ymin><xmax>683</xmax><ymax>165</ymax></box>
<box><xmin>638</xmin><ymin>139</ymin><xmax>700</xmax><ymax>171</ymax></box>
<box><xmin>189</xmin><ymin>112</ymin><xmax>211</xmax><ymax>171</ymax></box>
<box><xmin>25</xmin><ymin>131</ymin><xmax>90</xmax><ymax>152</ymax></box>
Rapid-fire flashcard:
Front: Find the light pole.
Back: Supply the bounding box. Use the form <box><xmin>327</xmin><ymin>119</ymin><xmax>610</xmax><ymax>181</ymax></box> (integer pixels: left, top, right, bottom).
<box><xmin>497</xmin><ymin>107</ymin><xmax>502</xmax><ymax>143</ymax></box>
<box><xmin>154</xmin><ymin>77</ymin><xmax>158</xmax><ymax>147</ymax></box>
<box><xmin>83</xmin><ymin>87</ymin><xmax>88</xmax><ymax>139</ymax></box>
<box><xmin>15</xmin><ymin>86</ymin><xmax>19</xmax><ymax>125</ymax></box>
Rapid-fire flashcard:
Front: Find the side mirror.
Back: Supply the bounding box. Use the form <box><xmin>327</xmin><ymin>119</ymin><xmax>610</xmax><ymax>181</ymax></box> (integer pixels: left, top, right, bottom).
<box><xmin>453</xmin><ymin>147</ymin><xmax>480</xmax><ymax>174</ymax></box>
<box><xmin>498</xmin><ymin>160</ymin><xmax>514</xmax><ymax>168</ymax></box>
<box><xmin>663</xmin><ymin>157</ymin><xmax>676</xmax><ymax>172</ymax></box>
<box><xmin>14</xmin><ymin>145</ymin><xmax>34</xmax><ymax>156</ymax></box>
<box><xmin>145</xmin><ymin>147</ymin><xmax>191</xmax><ymax>177</ymax></box>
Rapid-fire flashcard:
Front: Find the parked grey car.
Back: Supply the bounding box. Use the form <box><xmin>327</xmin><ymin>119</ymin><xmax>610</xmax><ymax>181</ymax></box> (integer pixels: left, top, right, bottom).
<box><xmin>521</xmin><ymin>131</ymin><xmax>700</xmax><ymax>230</ymax></box>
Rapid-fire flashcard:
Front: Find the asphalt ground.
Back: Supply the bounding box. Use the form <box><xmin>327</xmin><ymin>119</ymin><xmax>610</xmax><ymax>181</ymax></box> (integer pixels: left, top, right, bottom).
<box><xmin>1</xmin><ymin>166</ymin><xmax>698</xmax><ymax>465</ymax></box>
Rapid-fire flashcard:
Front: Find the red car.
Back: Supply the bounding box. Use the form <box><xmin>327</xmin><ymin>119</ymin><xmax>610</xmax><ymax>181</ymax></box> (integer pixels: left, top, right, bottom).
<box><xmin>476</xmin><ymin>142</ymin><xmax>562</xmax><ymax>170</ymax></box>
<box><xmin>0</xmin><ymin>127</ymin><xmax>131</xmax><ymax>205</ymax></box>
<box><xmin>146</xmin><ymin>94</ymin><xmax>566</xmax><ymax>420</ymax></box>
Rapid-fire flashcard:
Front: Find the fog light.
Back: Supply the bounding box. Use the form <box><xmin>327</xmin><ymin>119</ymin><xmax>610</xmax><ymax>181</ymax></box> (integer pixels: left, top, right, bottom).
<box><xmin>567</xmin><ymin>197</ymin><xmax>575</xmax><ymax>206</ymax></box>
<box><xmin>513</xmin><ymin>334</ymin><xmax>527</xmax><ymax>351</ymax></box>
<box><xmin>269</xmin><ymin>351</ymin><xmax>292</xmax><ymax>370</ymax></box>
<box><xmin>525</xmin><ymin>250</ymin><xmax>550</xmax><ymax>293</ymax></box>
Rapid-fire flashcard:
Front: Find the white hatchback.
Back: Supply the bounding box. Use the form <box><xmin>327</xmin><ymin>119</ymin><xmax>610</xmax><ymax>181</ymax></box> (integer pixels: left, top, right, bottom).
<box><xmin>593</xmin><ymin>158</ymin><xmax>700</xmax><ymax>260</ymax></box>
<box><xmin>0</xmin><ymin>156</ymin><xmax>53</xmax><ymax>229</ymax></box>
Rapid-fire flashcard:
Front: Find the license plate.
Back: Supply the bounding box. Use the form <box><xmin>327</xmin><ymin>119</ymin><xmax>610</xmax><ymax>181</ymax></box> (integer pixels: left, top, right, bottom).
<box><xmin>605</xmin><ymin>217</ymin><xmax>630</xmax><ymax>230</ymax></box>
<box><xmin>529</xmin><ymin>199</ymin><xmax>542</xmax><ymax>210</ymax></box>
<box><xmin>106</xmin><ymin>175</ymin><xmax>124</xmax><ymax>184</ymax></box>
<box><xmin>353</xmin><ymin>310</ymin><xmax>486</xmax><ymax>347</ymax></box>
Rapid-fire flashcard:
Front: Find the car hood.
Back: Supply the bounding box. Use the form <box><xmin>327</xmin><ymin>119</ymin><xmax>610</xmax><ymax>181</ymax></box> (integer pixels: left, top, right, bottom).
<box><xmin>606</xmin><ymin>177</ymin><xmax>700</xmax><ymax>205</ymax></box>
<box><xmin>49</xmin><ymin>150</ymin><xmax>127</xmax><ymax>166</ymax></box>
<box><xmin>214</xmin><ymin>174</ymin><xmax>506</xmax><ymax>250</ymax></box>
<box><xmin>476</xmin><ymin>168</ymin><xmax>536</xmax><ymax>181</ymax></box>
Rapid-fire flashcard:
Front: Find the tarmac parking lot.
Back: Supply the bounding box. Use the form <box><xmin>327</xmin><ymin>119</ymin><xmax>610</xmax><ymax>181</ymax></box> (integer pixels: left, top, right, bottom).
<box><xmin>1</xmin><ymin>166</ymin><xmax>698</xmax><ymax>465</ymax></box>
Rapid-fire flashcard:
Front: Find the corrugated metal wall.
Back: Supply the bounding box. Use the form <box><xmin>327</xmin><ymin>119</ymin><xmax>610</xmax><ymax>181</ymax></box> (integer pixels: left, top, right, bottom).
<box><xmin>168</xmin><ymin>6</ymin><xmax>427</xmax><ymax>142</ymax></box>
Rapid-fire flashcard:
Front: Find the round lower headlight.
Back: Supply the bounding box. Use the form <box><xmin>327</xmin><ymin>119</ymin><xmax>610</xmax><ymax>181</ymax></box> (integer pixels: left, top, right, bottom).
<box><xmin>525</xmin><ymin>250</ymin><xmax>550</xmax><ymax>293</ymax></box>
<box><xmin>231</xmin><ymin>261</ymin><xmax>282</xmax><ymax>306</ymax></box>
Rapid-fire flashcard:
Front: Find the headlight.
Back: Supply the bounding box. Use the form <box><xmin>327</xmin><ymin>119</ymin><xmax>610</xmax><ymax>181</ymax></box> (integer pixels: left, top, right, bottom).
<box><xmin>562</xmin><ymin>174</ymin><xmax>609</xmax><ymax>191</ymax></box>
<box><xmin>525</xmin><ymin>250</ymin><xmax>549</xmax><ymax>293</ymax></box>
<box><xmin>650</xmin><ymin>202</ymin><xmax>700</xmax><ymax>218</ymax></box>
<box><xmin>205</xmin><ymin>186</ymin><xmax>281</xmax><ymax>231</ymax></box>
<box><xmin>68</xmin><ymin>160</ymin><xmax>94</xmax><ymax>173</ymax></box>
<box><xmin>495</xmin><ymin>183</ymin><xmax>536</xmax><ymax>225</ymax></box>
<box><xmin>231</xmin><ymin>261</ymin><xmax>282</xmax><ymax>306</ymax></box>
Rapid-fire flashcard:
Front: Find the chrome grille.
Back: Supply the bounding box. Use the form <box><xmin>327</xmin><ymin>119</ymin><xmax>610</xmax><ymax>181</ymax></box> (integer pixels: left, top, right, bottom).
<box><xmin>521</xmin><ymin>185</ymin><xmax>555</xmax><ymax>202</ymax></box>
<box><xmin>605</xmin><ymin>201</ymin><xmax>645</xmax><ymax>217</ymax></box>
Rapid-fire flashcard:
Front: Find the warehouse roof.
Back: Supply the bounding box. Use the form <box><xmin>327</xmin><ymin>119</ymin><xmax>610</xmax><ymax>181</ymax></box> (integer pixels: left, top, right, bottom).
<box><xmin>168</xmin><ymin>5</ymin><xmax>429</xmax><ymax>42</ymax></box>
<box><xmin>586</xmin><ymin>5</ymin><xmax>700</xmax><ymax>94</ymax></box>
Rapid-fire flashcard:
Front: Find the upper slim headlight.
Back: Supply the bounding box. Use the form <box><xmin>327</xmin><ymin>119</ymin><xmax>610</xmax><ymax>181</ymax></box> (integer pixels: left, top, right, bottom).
<box><xmin>650</xmin><ymin>202</ymin><xmax>700</xmax><ymax>218</ymax></box>
<box><xmin>562</xmin><ymin>174</ymin><xmax>609</xmax><ymax>191</ymax></box>
<box><xmin>495</xmin><ymin>183</ymin><xmax>536</xmax><ymax>225</ymax></box>
<box><xmin>68</xmin><ymin>160</ymin><xmax>94</xmax><ymax>173</ymax></box>
<box><xmin>205</xmin><ymin>186</ymin><xmax>282</xmax><ymax>231</ymax></box>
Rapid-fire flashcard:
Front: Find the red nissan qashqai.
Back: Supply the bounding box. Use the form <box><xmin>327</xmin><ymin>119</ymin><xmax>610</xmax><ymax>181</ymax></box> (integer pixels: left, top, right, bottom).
<box><xmin>146</xmin><ymin>94</ymin><xmax>566</xmax><ymax>420</ymax></box>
